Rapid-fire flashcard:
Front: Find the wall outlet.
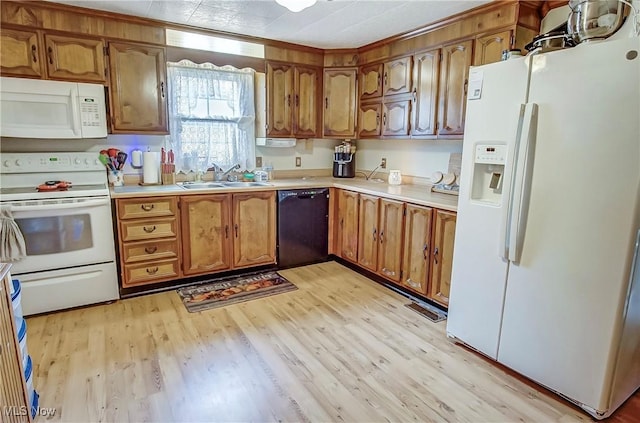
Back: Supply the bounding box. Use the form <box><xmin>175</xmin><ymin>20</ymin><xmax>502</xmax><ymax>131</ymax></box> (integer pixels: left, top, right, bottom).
<box><xmin>256</xmin><ymin>156</ymin><xmax>262</xmax><ymax>167</ymax></box>
<box><xmin>295</xmin><ymin>157</ymin><xmax>302</xmax><ymax>167</ymax></box>
<box><xmin>381</xmin><ymin>158</ymin><xmax>387</xmax><ymax>169</ymax></box>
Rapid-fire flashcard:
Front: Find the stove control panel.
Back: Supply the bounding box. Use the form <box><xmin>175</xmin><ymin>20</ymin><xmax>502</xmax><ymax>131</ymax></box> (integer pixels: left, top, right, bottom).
<box><xmin>1</xmin><ymin>153</ymin><xmax>103</xmax><ymax>173</ymax></box>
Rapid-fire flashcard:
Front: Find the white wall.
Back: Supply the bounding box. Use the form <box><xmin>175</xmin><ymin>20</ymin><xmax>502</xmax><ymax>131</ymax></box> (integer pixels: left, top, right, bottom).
<box><xmin>355</xmin><ymin>138</ymin><xmax>463</xmax><ymax>180</ymax></box>
<box><xmin>256</xmin><ymin>138</ymin><xmax>340</xmax><ymax>171</ymax></box>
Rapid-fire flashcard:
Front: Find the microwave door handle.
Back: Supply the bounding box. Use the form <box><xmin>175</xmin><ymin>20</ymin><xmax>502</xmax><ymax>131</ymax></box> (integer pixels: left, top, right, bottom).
<box><xmin>70</xmin><ymin>86</ymin><xmax>82</xmax><ymax>137</ymax></box>
<box><xmin>9</xmin><ymin>198</ymin><xmax>110</xmax><ymax>212</ymax></box>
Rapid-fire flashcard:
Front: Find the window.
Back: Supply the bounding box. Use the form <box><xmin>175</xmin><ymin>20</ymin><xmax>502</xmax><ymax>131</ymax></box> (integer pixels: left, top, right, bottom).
<box><xmin>167</xmin><ymin>60</ymin><xmax>256</xmax><ymax>174</ymax></box>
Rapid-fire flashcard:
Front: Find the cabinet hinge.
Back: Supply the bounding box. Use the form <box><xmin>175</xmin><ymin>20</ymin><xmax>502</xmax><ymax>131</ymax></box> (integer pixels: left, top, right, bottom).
<box><xmin>439</xmin><ymin>52</ymin><xmax>443</xmax><ymax>61</ymax></box>
<box><xmin>403</xmin><ymin>208</ymin><xmax>406</xmax><ymax>216</ymax></box>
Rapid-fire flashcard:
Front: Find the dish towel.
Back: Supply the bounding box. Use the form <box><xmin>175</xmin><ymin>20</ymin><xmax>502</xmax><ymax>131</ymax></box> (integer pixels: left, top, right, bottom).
<box><xmin>0</xmin><ymin>205</ymin><xmax>27</xmax><ymax>262</ymax></box>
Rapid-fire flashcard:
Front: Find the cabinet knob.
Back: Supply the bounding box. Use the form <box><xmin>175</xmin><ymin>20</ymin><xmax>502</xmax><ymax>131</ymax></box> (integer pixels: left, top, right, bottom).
<box><xmin>31</xmin><ymin>45</ymin><xmax>37</xmax><ymax>63</ymax></box>
<box><xmin>145</xmin><ymin>246</ymin><xmax>158</xmax><ymax>254</ymax></box>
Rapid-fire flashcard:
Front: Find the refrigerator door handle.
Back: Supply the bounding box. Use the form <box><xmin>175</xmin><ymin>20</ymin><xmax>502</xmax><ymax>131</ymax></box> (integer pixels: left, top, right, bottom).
<box><xmin>498</xmin><ymin>104</ymin><xmax>526</xmax><ymax>261</ymax></box>
<box><xmin>508</xmin><ymin>102</ymin><xmax>538</xmax><ymax>264</ymax></box>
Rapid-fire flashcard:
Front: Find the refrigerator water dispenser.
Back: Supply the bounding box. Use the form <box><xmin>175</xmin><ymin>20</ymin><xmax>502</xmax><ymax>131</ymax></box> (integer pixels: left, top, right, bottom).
<box><xmin>471</xmin><ymin>144</ymin><xmax>507</xmax><ymax>205</ymax></box>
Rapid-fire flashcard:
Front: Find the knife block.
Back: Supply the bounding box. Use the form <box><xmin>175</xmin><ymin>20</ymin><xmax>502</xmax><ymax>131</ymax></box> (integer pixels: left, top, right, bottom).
<box><xmin>161</xmin><ymin>173</ymin><xmax>176</xmax><ymax>185</ymax></box>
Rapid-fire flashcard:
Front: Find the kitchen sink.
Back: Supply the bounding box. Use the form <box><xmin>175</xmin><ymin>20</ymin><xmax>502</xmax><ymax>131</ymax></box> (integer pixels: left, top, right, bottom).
<box><xmin>221</xmin><ymin>181</ymin><xmax>273</xmax><ymax>187</ymax></box>
<box><xmin>179</xmin><ymin>181</ymin><xmax>273</xmax><ymax>190</ymax></box>
<box><xmin>180</xmin><ymin>182</ymin><xmax>225</xmax><ymax>189</ymax></box>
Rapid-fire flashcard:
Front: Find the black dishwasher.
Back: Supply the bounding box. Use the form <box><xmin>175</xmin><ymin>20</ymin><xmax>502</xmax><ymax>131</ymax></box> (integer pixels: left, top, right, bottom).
<box><xmin>277</xmin><ymin>188</ymin><xmax>329</xmax><ymax>268</ymax></box>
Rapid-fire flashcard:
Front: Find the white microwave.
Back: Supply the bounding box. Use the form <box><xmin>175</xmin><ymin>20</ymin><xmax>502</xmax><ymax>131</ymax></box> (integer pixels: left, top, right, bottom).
<box><xmin>0</xmin><ymin>76</ymin><xmax>108</xmax><ymax>139</ymax></box>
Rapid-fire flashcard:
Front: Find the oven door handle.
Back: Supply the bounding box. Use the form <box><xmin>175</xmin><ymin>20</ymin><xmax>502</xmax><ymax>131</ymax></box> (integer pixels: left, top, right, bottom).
<box><xmin>9</xmin><ymin>198</ymin><xmax>110</xmax><ymax>212</ymax></box>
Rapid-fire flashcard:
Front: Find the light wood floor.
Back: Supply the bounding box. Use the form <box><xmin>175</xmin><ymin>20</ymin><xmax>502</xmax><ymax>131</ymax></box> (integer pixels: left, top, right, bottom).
<box><xmin>26</xmin><ymin>261</ymin><xmax>639</xmax><ymax>422</ymax></box>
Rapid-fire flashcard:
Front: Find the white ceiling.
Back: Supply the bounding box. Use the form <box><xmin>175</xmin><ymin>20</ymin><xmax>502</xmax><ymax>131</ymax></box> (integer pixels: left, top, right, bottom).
<box><xmin>45</xmin><ymin>0</ymin><xmax>491</xmax><ymax>49</ymax></box>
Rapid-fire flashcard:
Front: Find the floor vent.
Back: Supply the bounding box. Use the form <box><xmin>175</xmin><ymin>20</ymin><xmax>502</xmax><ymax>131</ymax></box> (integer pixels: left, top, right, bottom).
<box><xmin>405</xmin><ymin>302</ymin><xmax>447</xmax><ymax>323</ymax></box>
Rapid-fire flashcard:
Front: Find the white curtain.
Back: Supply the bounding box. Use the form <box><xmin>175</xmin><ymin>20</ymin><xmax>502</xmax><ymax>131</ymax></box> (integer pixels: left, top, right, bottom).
<box><xmin>167</xmin><ymin>60</ymin><xmax>256</xmax><ymax>174</ymax></box>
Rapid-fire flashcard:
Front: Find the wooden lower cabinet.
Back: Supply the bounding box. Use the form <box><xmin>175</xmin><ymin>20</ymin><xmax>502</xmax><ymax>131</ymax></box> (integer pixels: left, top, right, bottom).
<box><xmin>335</xmin><ymin>189</ymin><xmax>457</xmax><ymax>308</ymax></box>
<box><xmin>401</xmin><ymin>204</ymin><xmax>433</xmax><ymax>295</ymax></box>
<box><xmin>428</xmin><ymin>210</ymin><xmax>457</xmax><ymax>306</ymax></box>
<box><xmin>357</xmin><ymin>194</ymin><xmax>379</xmax><ymax>271</ymax></box>
<box><xmin>232</xmin><ymin>191</ymin><xmax>277</xmax><ymax>268</ymax></box>
<box><xmin>180</xmin><ymin>194</ymin><xmax>232</xmax><ymax>276</ymax></box>
<box><xmin>377</xmin><ymin>199</ymin><xmax>405</xmax><ymax>283</ymax></box>
<box><xmin>337</xmin><ymin>189</ymin><xmax>359</xmax><ymax>262</ymax></box>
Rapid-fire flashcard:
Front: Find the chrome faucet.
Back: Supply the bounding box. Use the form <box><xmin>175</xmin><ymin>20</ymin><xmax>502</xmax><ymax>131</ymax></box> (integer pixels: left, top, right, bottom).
<box><xmin>209</xmin><ymin>163</ymin><xmax>241</xmax><ymax>181</ymax></box>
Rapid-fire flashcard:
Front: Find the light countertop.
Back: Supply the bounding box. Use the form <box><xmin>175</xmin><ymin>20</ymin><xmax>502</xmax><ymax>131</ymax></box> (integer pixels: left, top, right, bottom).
<box><xmin>110</xmin><ymin>177</ymin><xmax>458</xmax><ymax>211</ymax></box>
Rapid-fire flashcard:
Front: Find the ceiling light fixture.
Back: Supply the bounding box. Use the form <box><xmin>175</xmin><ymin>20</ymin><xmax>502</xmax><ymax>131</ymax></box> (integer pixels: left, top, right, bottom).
<box><xmin>275</xmin><ymin>0</ymin><xmax>317</xmax><ymax>13</ymax></box>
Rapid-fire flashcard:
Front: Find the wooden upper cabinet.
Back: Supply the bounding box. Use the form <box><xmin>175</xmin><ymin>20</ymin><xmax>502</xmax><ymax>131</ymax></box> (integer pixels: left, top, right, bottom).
<box><xmin>180</xmin><ymin>194</ymin><xmax>232</xmax><ymax>276</ymax></box>
<box><xmin>323</xmin><ymin>67</ymin><xmax>357</xmax><ymax>138</ymax></box>
<box><xmin>338</xmin><ymin>189</ymin><xmax>359</xmax><ymax>262</ymax></box>
<box><xmin>44</xmin><ymin>34</ymin><xmax>106</xmax><ymax>83</ymax></box>
<box><xmin>438</xmin><ymin>39</ymin><xmax>473</xmax><ymax>136</ymax></box>
<box><xmin>411</xmin><ymin>49</ymin><xmax>440</xmax><ymax>137</ymax></box>
<box><xmin>474</xmin><ymin>30</ymin><xmax>512</xmax><ymax>66</ymax></box>
<box><xmin>359</xmin><ymin>63</ymin><xmax>383</xmax><ymax>100</ymax></box>
<box><xmin>0</xmin><ymin>27</ymin><xmax>42</xmax><ymax>78</ymax></box>
<box><xmin>232</xmin><ymin>191</ymin><xmax>276</xmax><ymax>269</ymax></box>
<box><xmin>293</xmin><ymin>65</ymin><xmax>320</xmax><ymax>138</ymax></box>
<box><xmin>428</xmin><ymin>209</ymin><xmax>457</xmax><ymax>306</ymax></box>
<box><xmin>383</xmin><ymin>56</ymin><xmax>412</xmax><ymax>96</ymax></box>
<box><xmin>108</xmin><ymin>42</ymin><xmax>168</xmax><ymax>134</ymax></box>
<box><xmin>358</xmin><ymin>102</ymin><xmax>382</xmax><ymax>138</ymax></box>
<box><xmin>357</xmin><ymin>194</ymin><xmax>379</xmax><ymax>272</ymax></box>
<box><xmin>382</xmin><ymin>99</ymin><xmax>411</xmax><ymax>136</ymax></box>
<box><xmin>266</xmin><ymin>62</ymin><xmax>294</xmax><ymax>136</ymax></box>
<box><xmin>401</xmin><ymin>204</ymin><xmax>433</xmax><ymax>295</ymax></box>
<box><xmin>377</xmin><ymin>199</ymin><xmax>404</xmax><ymax>283</ymax></box>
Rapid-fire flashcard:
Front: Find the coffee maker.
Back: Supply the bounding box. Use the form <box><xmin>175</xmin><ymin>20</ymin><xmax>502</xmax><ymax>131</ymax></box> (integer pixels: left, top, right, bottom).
<box><xmin>333</xmin><ymin>143</ymin><xmax>355</xmax><ymax>178</ymax></box>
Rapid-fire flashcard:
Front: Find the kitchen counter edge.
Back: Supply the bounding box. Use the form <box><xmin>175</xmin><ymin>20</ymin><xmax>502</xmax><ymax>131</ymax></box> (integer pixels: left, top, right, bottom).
<box><xmin>109</xmin><ymin>178</ymin><xmax>458</xmax><ymax>212</ymax></box>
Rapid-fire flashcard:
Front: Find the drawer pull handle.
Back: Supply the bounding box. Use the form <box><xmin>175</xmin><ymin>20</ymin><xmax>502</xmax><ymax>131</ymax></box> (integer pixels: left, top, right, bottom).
<box><xmin>434</xmin><ymin>247</ymin><xmax>439</xmax><ymax>265</ymax></box>
<box><xmin>225</xmin><ymin>225</ymin><xmax>229</xmax><ymax>239</ymax></box>
<box><xmin>234</xmin><ymin>223</ymin><xmax>239</xmax><ymax>238</ymax></box>
<box><xmin>372</xmin><ymin>228</ymin><xmax>377</xmax><ymax>241</ymax></box>
<box><xmin>146</xmin><ymin>266</ymin><xmax>159</xmax><ymax>274</ymax></box>
<box><xmin>423</xmin><ymin>243</ymin><xmax>429</xmax><ymax>260</ymax></box>
<box><xmin>47</xmin><ymin>46</ymin><xmax>54</xmax><ymax>64</ymax></box>
<box><xmin>141</xmin><ymin>204</ymin><xmax>155</xmax><ymax>211</ymax></box>
<box><xmin>31</xmin><ymin>45</ymin><xmax>37</xmax><ymax>62</ymax></box>
<box><xmin>143</xmin><ymin>225</ymin><xmax>156</xmax><ymax>233</ymax></box>
<box><xmin>379</xmin><ymin>230</ymin><xmax>384</xmax><ymax>244</ymax></box>
<box><xmin>145</xmin><ymin>246</ymin><xmax>158</xmax><ymax>254</ymax></box>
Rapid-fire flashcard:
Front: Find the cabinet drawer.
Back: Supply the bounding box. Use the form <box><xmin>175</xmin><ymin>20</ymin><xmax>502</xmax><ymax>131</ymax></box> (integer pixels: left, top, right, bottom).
<box><xmin>120</xmin><ymin>218</ymin><xmax>177</xmax><ymax>242</ymax></box>
<box><xmin>117</xmin><ymin>197</ymin><xmax>176</xmax><ymax>219</ymax></box>
<box><xmin>122</xmin><ymin>238</ymin><xmax>178</xmax><ymax>264</ymax></box>
<box><xmin>123</xmin><ymin>259</ymin><xmax>179</xmax><ymax>286</ymax></box>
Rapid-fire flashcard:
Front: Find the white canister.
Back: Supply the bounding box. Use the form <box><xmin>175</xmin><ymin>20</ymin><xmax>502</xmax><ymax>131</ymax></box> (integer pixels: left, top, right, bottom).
<box><xmin>388</xmin><ymin>170</ymin><xmax>402</xmax><ymax>185</ymax></box>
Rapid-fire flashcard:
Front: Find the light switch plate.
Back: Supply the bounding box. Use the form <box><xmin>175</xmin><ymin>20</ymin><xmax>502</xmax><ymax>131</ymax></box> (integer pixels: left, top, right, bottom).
<box><xmin>295</xmin><ymin>157</ymin><xmax>301</xmax><ymax>167</ymax></box>
<box><xmin>256</xmin><ymin>156</ymin><xmax>262</xmax><ymax>167</ymax></box>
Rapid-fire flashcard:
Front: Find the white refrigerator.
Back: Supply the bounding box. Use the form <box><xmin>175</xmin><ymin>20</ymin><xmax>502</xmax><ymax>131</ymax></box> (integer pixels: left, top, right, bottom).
<box><xmin>446</xmin><ymin>36</ymin><xmax>640</xmax><ymax>419</ymax></box>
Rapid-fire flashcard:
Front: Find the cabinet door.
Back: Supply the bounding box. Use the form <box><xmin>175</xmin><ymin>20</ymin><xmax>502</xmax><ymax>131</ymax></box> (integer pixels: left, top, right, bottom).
<box><xmin>401</xmin><ymin>204</ymin><xmax>433</xmax><ymax>295</ymax></box>
<box><xmin>232</xmin><ymin>192</ymin><xmax>276</xmax><ymax>268</ymax></box>
<box><xmin>44</xmin><ymin>34</ymin><xmax>106</xmax><ymax>82</ymax></box>
<box><xmin>357</xmin><ymin>194</ymin><xmax>379</xmax><ymax>272</ymax></box>
<box><xmin>383</xmin><ymin>56</ymin><xmax>412</xmax><ymax>96</ymax></box>
<box><xmin>108</xmin><ymin>42</ymin><xmax>168</xmax><ymax>133</ymax></box>
<box><xmin>338</xmin><ymin>190</ymin><xmax>359</xmax><ymax>262</ymax></box>
<box><xmin>382</xmin><ymin>99</ymin><xmax>411</xmax><ymax>136</ymax></box>
<box><xmin>428</xmin><ymin>210</ymin><xmax>457</xmax><ymax>306</ymax></box>
<box><xmin>267</xmin><ymin>62</ymin><xmax>294</xmax><ymax>136</ymax></box>
<box><xmin>474</xmin><ymin>30</ymin><xmax>512</xmax><ymax>66</ymax></box>
<box><xmin>0</xmin><ymin>28</ymin><xmax>42</xmax><ymax>77</ymax></box>
<box><xmin>294</xmin><ymin>65</ymin><xmax>320</xmax><ymax>138</ymax></box>
<box><xmin>323</xmin><ymin>68</ymin><xmax>357</xmax><ymax>138</ymax></box>
<box><xmin>180</xmin><ymin>194</ymin><xmax>232</xmax><ymax>275</ymax></box>
<box><xmin>358</xmin><ymin>102</ymin><xmax>381</xmax><ymax>138</ymax></box>
<box><xmin>359</xmin><ymin>63</ymin><xmax>383</xmax><ymax>100</ymax></box>
<box><xmin>377</xmin><ymin>199</ymin><xmax>404</xmax><ymax>283</ymax></box>
<box><xmin>411</xmin><ymin>49</ymin><xmax>440</xmax><ymax>136</ymax></box>
<box><xmin>438</xmin><ymin>40</ymin><xmax>473</xmax><ymax>136</ymax></box>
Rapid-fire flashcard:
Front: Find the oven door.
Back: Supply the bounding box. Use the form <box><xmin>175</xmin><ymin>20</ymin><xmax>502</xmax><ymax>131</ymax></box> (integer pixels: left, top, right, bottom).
<box><xmin>6</xmin><ymin>197</ymin><xmax>116</xmax><ymax>275</ymax></box>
